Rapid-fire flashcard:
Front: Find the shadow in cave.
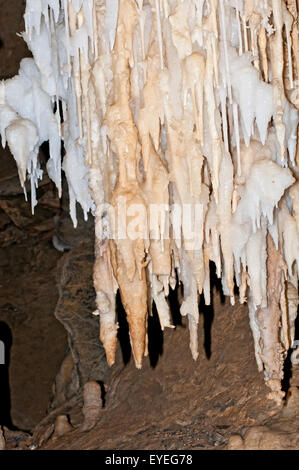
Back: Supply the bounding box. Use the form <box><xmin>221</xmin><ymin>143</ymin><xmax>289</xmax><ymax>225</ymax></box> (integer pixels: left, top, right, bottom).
<box><xmin>96</xmin><ymin>380</ymin><xmax>107</xmax><ymax>408</ymax></box>
<box><xmin>282</xmin><ymin>305</ymin><xmax>299</xmax><ymax>397</ymax></box>
<box><xmin>282</xmin><ymin>349</ymin><xmax>293</xmax><ymax>396</ymax></box>
<box><xmin>116</xmin><ymin>290</ymin><xmax>131</xmax><ymax>365</ymax></box>
<box><xmin>116</xmin><ymin>290</ymin><xmax>164</xmax><ymax>368</ymax></box>
<box><xmin>168</xmin><ymin>282</ymin><xmax>183</xmax><ymax>327</ymax></box>
<box><xmin>198</xmin><ymin>294</ymin><xmax>214</xmax><ymax>360</ymax></box>
<box><xmin>0</xmin><ymin>321</ymin><xmax>16</xmax><ymax>429</ymax></box>
<box><xmin>147</xmin><ymin>303</ymin><xmax>163</xmax><ymax>368</ymax></box>
<box><xmin>116</xmin><ymin>263</ymin><xmax>227</xmax><ymax>367</ymax></box>
<box><xmin>199</xmin><ymin>262</ymin><xmax>225</xmax><ymax>360</ymax></box>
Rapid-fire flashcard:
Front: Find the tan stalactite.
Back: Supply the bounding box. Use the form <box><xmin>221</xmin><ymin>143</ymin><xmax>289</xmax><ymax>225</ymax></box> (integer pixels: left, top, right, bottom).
<box><xmin>143</xmin><ymin>141</ymin><xmax>171</xmax><ymax>277</ymax></box>
<box><xmin>68</xmin><ymin>2</ymin><xmax>83</xmax><ymax>142</ymax></box>
<box><xmin>258</xmin><ymin>26</ymin><xmax>268</xmax><ymax>82</ymax></box>
<box><xmin>271</xmin><ymin>0</ymin><xmax>286</xmax><ymax>160</ymax></box>
<box><xmin>205</xmin><ymin>36</ymin><xmax>222</xmax><ymax>203</ymax></box>
<box><xmin>257</xmin><ymin>234</ymin><xmax>287</xmax><ymax>406</ymax></box>
<box><xmin>94</xmin><ymin>242</ymin><xmax>118</xmax><ymax>367</ymax></box>
<box><xmin>106</xmin><ymin>0</ymin><xmax>149</xmax><ymax>368</ymax></box>
<box><xmin>110</xmin><ymin>236</ymin><xmax>148</xmax><ymax>368</ymax></box>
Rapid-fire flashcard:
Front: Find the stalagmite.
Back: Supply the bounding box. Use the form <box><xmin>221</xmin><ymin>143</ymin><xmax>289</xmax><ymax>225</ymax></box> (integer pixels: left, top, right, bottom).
<box><xmin>81</xmin><ymin>381</ymin><xmax>102</xmax><ymax>431</ymax></box>
<box><xmin>53</xmin><ymin>415</ymin><xmax>73</xmax><ymax>437</ymax></box>
<box><xmin>1</xmin><ymin>0</ymin><xmax>299</xmax><ymax>405</ymax></box>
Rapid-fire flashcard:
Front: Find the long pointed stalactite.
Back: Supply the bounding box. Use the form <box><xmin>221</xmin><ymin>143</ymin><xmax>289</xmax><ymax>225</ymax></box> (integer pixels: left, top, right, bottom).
<box><xmin>0</xmin><ymin>0</ymin><xmax>299</xmax><ymax>405</ymax></box>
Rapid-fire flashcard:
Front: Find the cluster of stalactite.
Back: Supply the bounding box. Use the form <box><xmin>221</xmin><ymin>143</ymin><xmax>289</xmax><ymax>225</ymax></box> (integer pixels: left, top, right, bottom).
<box><xmin>0</xmin><ymin>0</ymin><xmax>299</xmax><ymax>405</ymax></box>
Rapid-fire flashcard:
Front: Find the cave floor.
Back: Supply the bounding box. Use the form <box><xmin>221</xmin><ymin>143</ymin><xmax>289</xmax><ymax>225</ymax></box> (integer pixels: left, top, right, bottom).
<box><xmin>39</xmin><ymin>293</ymin><xmax>299</xmax><ymax>450</ymax></box>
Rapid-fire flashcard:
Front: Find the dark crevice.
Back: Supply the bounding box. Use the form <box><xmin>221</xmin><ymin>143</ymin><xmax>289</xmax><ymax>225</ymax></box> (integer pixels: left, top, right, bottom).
<box><xmin>148</xmin><ymin>303</ymin><xmax>163</xmax><ymax>368</ymax></box>
<box><xmin>116</xmin><ymin>290</ymin><xmax>131</xmax><ymax>365</ymax></box>
<box><xmin>0</xmin><ymin>321</ymin><xmax>17</xmax><ymax>429</ymax></box>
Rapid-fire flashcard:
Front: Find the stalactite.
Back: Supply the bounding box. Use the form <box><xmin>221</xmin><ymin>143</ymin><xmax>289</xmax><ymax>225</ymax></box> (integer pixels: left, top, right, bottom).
<box><xmin>1</xmin><ymin>0</ymin><xmax>299</xmax><ymax>405</ymax></box>
<box><xmin>257</xmin><ymin>233</ymin><xmax>287</xmax><ymax>405</ymax></box>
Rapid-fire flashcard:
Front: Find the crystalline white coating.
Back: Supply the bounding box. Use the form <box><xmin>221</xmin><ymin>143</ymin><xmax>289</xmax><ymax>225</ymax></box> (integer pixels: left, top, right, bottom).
<box><xmin>255</xmin><ymin>82</ymin><xmax>275</xmax><ymax>145</ymax></box>
<box><xmin>5</xmin><ymin>118</ymin><xmax>39</xmax><ymax>187</ymax></box>
<box><xmin>62</xmin><ymin>136</ymin><xmax>93</xmax><ymax>227</ymax></box>
<box><xmin>24</xmin><ymin>0</ymin><xmax>43</xmax><ymax>37</ymax></box>
<box><xmin>82</xmin><ymin>0</ymin><xmax>94</xmax><ymax>42</ymax></box>
<box><xmin>234</xmin><ymin>159</ymin><xmax>295</xmax><ymax>231</ymax></box>
<box><xmin>228</xmin><ymin>47</ymin><xmax>275</xmax><ymax>147</ymax></box>
<box><xmin>104</xmin><ymin>0</ymin><xmax>119</xmax><ymax>51</ymax></box>
<box><xmin>22</xmin><ymin>20</ymin><xmax>56</xmax><ymax>96</ymax></box>
<box><xmin>72</xmin><ymin>0</ymin><xmax>84</xmax><ymax>14</ymax></box>
<box><xmin>47</xmin><ymin>0</ymin><xmax>60</xmax><ymax>23</ymax></box>
<box><xmin>0</xmin><ymin>103</ymin><xmax>18</xmax><ymax>147</ymax></box>
<box><xmin>70</xmin><ymin>23</ymin><xmax>89</xmax><ymax>65</ymax></box>
<box><xmin>283</xmin><ymin>99</ymin><xmax>299</xmax><ymax>165</ymax></box>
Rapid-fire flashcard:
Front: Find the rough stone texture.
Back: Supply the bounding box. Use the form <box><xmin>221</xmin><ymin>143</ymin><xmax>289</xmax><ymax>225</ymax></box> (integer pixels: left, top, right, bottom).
<box><xmin>0</xmin><ymin>0</ymin><xmax>31</xmax><ymax>80</ymax></box>
<box><xmin>0</xmin><ymin>427</ymin><xmax>5</xmax><ymax>450</ymax></box>
<box><xmin>0</xmin><ymin>122</ymin><xmax>70</xmax><ymax>433</ymax></box>
<box><xmin>81</xmin><ymin>381</ymin><xmax>103</xmax><ymax>431</ymax></box>
<box><xmin>51</xmin><ymin>238</ymin><xmax>109</xmax><ymax>409</ymax></box>
<box><xmin>0</xmin><ymin>124</ymin><xmax>68</xmax><ymax>432</ymax></box>
<box><xmin>0</xmin><ymin>0</ymin><xmax>109</xmax><ymax>431</ymax></box>
<box><xmin>53</xmin><ymin>415</ymin><xmax>73</xmax><ymax>438</ymax></box>
<box><xmin>227</xmin><ymin>385</ymin><xmax>299</xmax><ymax>450</ymax></box>
<box><xmin>40</xmin><ymin>294</ymin><xmax>295</xmax><ymax>450</ymax></box>
<box><xmin>0</xmin><ymin>0</ymin><xmax>70</xmax><ymax>431</ymax></box>
<box><xmin>1</xmin><ymin>426</ymin><xmax>30</xmax><ymax>450</ymax></box>
<box><xmin>0</xmin><ymin>236</ymin><xmax>67</xmax><ymax>430</ymax></box>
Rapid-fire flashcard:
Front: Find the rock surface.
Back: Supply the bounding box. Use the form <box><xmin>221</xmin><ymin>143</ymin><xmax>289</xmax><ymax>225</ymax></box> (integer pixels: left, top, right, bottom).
<box><xmin>51</xmin><ymin>237</ymin><xmax>109</xmax><ymax>410</ymax></box>
<box><xmin>228</xmin><ymin>385</ymin><xmax>299</xmax><ymax>450</ymax></box>
<box><xmin>40</xmin><ymin>294</ymin><xmax>298</xmax><ymax>450</ymax></box>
